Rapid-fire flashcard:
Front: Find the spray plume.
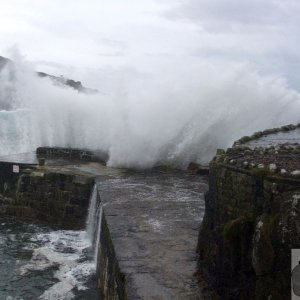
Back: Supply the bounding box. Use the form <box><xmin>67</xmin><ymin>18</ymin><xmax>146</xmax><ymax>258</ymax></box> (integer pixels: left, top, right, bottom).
<box><xmin>0</xmin><ymin>52</ymin><xmax>299</xmax><ymax>169</ymax></box>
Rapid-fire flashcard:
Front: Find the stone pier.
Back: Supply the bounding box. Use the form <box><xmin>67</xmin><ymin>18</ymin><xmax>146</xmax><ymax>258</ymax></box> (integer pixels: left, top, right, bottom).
<box><xmin>197</xmin><ymin>124</ymin><xmax>300</xmax><ymax>299</ymax></box>
<box><xmin>0</xmin><ymin>148</ymin><xmax>207</xmax><ymax>299</ymax></box>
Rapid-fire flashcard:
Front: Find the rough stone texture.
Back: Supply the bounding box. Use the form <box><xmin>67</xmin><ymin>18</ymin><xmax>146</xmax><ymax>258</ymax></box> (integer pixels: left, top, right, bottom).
<box><xmin>187</xmin><ymin>162</ymin><xmax>210</xmax><ymax>175</ymax></box>
<box><xmin>96</xmin><ymin>169</ymin><xmax>207</xmax><ymax>300</ymax></box>
<box><xmin>37</xmin><ymin>146</ymin><xmax>108</xmax><ymax>163</ymax></box>
<box><xmin>198</xmin><ymin>147</ymin><xmax>300</xmax><ymax>299</ymax></box>
<box><xmin>96</xmin><ymin>195</ymin><xmax>128</xmax><ymax>300</ymax></box>
<box><xmin>0</xmin><ymin>160</ymin><xmax>94</xmax><ymax>229</ymax></box>
<box><xmin>0</xmin><ymin>161</ymin><xmax>35</xmax><ymax>198</ymax></box>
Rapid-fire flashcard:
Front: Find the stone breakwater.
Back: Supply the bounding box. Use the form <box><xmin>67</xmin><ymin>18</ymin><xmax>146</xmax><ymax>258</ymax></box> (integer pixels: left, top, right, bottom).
<box><xmin>0</xmin><ymin>151</ymin><xmax>94</xmax><ymax>229</ymax></box>
<box><xmin>0</xmin><ymin>149</ymin><xmax>126</xmax><ymax>299</ymax></box>
<box><xmin>0</xmin><ymin>148</ymin><xmax>206</xmax><ymax>299</ymax></box>
<box><xmin>3</xmin><ymin>122</ymin><xmax>299</xmax><ymax>299</ymax></box>
<box><xmin>197</xmin><ymin>124</ymin><xmax>300</xmax><ymax>299</ymax></box>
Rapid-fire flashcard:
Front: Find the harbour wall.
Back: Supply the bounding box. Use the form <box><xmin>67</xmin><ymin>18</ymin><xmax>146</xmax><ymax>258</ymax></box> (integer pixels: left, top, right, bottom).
<box><xmin>0</xmin><ymin>160</ymin><xmax>94</xmax><ymax>228</ymax></box>
<box><xmin>197</xmin><ymin>134</ymin><xmax>300</xmax><ymax>299</ymax></box>
<box><xmin>0</xmin><ymin>149</ymin><xmax>127</xmax><ymax>299</ymax></box>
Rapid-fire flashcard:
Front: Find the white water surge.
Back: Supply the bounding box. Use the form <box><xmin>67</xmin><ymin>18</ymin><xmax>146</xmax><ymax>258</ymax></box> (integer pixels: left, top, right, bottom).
<box><xmin>19</xmin><ymin>184</ymin><xmax>102</xmax><ymax>299</ymax></box>
<box><xmin>86</xmin><ymin>184</ymin><xmax>103</xmax><ymax>262</ymax></box>
<box><xmin>23</xmin><ymin>230</ymin><xmax>94</xmax><ymax>300</ymax></box>
<box><xmin>0</xmin><ymin>56</ymin><xmax>300</xmax><ymax>168</ymax></box>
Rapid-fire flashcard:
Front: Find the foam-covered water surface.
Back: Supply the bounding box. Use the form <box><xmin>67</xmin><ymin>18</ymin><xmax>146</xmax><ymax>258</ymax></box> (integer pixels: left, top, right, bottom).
<box><xmin>0</xmin><ymin>218</ymin><xmax>99</xmax><ymax>300</ymax></box>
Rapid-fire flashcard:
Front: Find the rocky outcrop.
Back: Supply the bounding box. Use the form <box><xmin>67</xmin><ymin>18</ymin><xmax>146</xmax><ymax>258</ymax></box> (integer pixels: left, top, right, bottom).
<box><xmin>37</xmin><ymin>71</ymin><xmax>98</xmax><ymax>94</ymax></box>
<box><xmin>0</xmin><ymin>55</ymin><xmax>98</xmax><ymax>93</ymax></box>
<box><xmin>197</xmin><ymin>126</ymin><xmax>300</xmax><ymax>299</ymax></box>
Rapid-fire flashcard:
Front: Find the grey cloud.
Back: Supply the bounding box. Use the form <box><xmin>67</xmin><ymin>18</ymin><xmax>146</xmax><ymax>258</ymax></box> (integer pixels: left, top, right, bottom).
<box><xmin>33</xmin><ymin>60</ymin><xmax>73</xmax><ymax>69</ymax></box>
<box><xmin>99</xmin><ymin>38</ymin><xmax>128</xmax><ymax>50</ymax></box>
<box><xmin>1</xmin><ymin>0</ymin><xmax>300</xmax><ymax>92</ymax></box>
<box><xmin>144</xmin><ymin>52</ymin><xmax>173</xmax><ymax>57</ymax></box>
<box><xmin>164</xmin><ymin>0</ymin><xmax>300</xmax><ymax>32</ymax></box>
<box><xmin>97</xmin><ymin>51</ymin><xmax>125</xmax><ymax>57</ymax></box>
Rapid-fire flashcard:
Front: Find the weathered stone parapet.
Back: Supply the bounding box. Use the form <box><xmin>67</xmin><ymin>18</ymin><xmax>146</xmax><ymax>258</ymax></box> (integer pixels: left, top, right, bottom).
<box><xmin>36</xmin><ymin>147</ymin><xmax>109</xmax><ymax>163</ymax></box>
<box><xmin>96</xmin><ymin>200</ymin><xmax>127</xmax><ymax>300</ymax></box>
<box><xmin>214</xmin><ymin>145</ymin><xmax>300</xmax><ymax>178</ymax></box>
<box><xmin>37</xmin><ymin>146</ymin><xmax>96</xmax><ymax>161</ymax></box>
<box><xmin>0</xmin><ymin>161</ymin><xmax>94</xmax><ymax>228</ymax></box>
<box><xmin>197</xmin><ymin>158</ymin><xmax>300</xmax><ymax>299</ymax></box>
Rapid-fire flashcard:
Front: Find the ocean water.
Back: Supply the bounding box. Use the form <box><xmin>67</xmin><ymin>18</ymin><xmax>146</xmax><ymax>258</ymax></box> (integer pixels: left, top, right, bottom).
<box><xmin>0</xmin><ymin>218</ymin><xmax>99</xmax><ymax>300</ymax></box>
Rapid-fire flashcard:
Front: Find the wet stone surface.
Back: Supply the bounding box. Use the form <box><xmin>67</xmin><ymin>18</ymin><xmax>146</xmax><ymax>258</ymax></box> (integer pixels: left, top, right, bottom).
<box><xmin>96</xmin><ymin>169</ymin><xmax>208</xmax><ymax>300</ymax></box>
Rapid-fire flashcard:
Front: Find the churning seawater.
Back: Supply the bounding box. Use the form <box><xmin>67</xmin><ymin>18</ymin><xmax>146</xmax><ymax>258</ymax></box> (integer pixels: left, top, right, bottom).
<box><xmin>0</xmin><ymin>218</ymin><xmax>99</xmax><ymax>300</ymax></box>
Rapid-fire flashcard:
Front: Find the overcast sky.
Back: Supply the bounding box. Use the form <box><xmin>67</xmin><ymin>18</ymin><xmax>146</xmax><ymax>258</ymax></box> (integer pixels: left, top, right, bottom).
<box><xmin>1</xmin><ymin>0</ymin><xmax>300</xmax><ymax>90</ymax></box>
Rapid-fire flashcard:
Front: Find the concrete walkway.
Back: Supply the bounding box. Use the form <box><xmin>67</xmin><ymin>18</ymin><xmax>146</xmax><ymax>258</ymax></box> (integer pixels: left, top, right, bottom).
<box><xmin>96</xmin><ymin>168</ymin><xmax>207</xmax><ymax>299</ymax></box>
